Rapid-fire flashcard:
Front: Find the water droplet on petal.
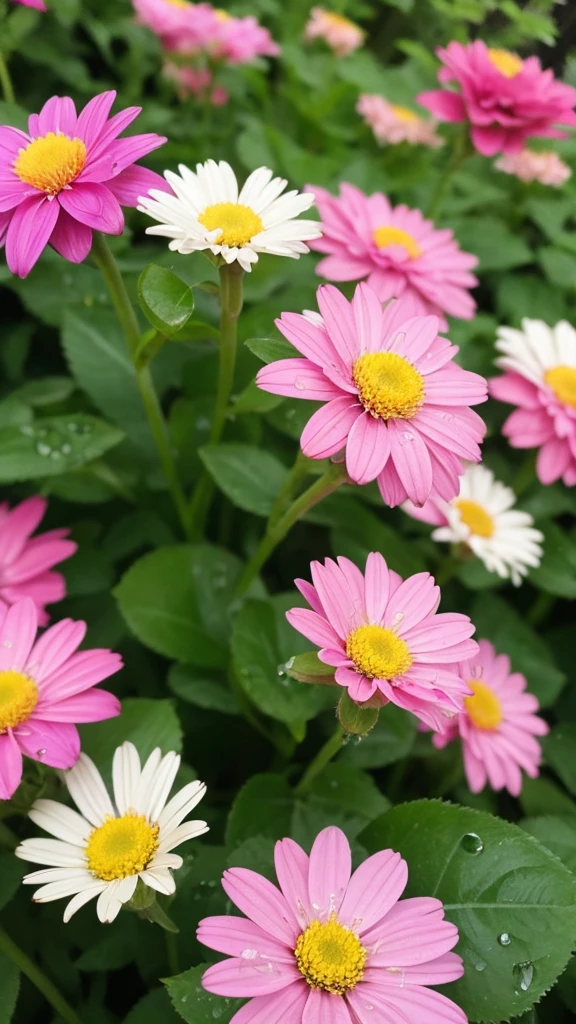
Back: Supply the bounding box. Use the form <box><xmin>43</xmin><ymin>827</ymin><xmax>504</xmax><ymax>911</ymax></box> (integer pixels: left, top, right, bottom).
<box><xmin>37</xmin><ymin>748</ymin><xmax>47</xmax><ymax>757</ymax></box>
<box><xmin>2</xmin><ymin>641</ymin><xmax>12</xmax><ymax>649</ymax></box>
<box><xmin>294</xmin><ymin>377</ymin><xmax>306</xmax><ymax>391</ymax></box>
<box><xmin>461</xmin><ymin>833</ymin><xmax>484</xmax><ymax>854</ymax></box>
<box><xmin>498</xmin><ymin>933</ymin><xmax>511</xmax><ymax>947</ymax></box>
<box><xmin>241</xmin><ymin>948</ymin><xmax>258</xmax><ymax>960</ymax></box>
<box><xmin>513</xmin><ymin>961</ymin><xmax>534</xmax><ymax>993</ymax></box>
<box><xmin>401</xmin><ymin>431</ymin><xmax>414</xmax><ymax>443</ymax></box>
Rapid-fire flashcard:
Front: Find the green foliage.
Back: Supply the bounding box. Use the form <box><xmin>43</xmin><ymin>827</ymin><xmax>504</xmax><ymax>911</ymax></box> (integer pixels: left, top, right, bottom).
<box><xmin>138</xmin><ymin>265</ymin><xmax>194</xmax><ymax>337</ymax></box>
<box><xmin>199</xmin><ymin>443</ymin><xmax>288</xmax><ymax>515</ymax></box>
<box><xmin>165</xmin><ymin>965</ymin><xmax>243</xmax><ymax>1024</ymax></box>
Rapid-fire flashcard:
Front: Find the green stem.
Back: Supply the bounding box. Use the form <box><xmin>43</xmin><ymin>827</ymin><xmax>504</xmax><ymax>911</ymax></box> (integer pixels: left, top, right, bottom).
<box><xmin>91</xmin><ymin>234</ymin><xmax>189</xmax><ymax>535</ymax></box>
<box><xmin>527</xmin><ymin>591</ymin><xmax>554</xmax><ymax>627</ymax></box>
<box><xmin>0</xmin><ymin>53</ymin><xmax>14</xmax><ymax>105</ymax></box>
<box><xmin>187</xmin><ymin>263</ymin><xmax>244</xmax><ymax>538</ymax></box>
<box><xmin>236</xmin><ymin>462</ymin><xmax>348</xmax><ymax>595</ymax></box>
<box><xmin>426</xmin><ymin>127</ymin><xmax>469</xmax><ymax>221</ymax></box>
<box><xmin>268</xmin><ymin>451</ymin><xmax>313</xmax><ymax>529</ymax></box>
<box><xmin>165</xmin><ymin>931</ymin><xmax>180</xmax><ymax>976</ymax></box>
<box><xmin>0</xmin><ymin>923</ymin><xmax>82</xmax><ymax>1024</ymax></box>
<box><xmin>295</xmin><ymin>726</ymin><xmax>344</xmax><ymax>796</ymax></box>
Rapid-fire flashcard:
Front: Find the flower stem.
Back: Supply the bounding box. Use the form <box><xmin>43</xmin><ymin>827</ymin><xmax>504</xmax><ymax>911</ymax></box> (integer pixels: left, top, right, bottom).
<box><xmin>0</xmin><ymin>923</ymin><xmax>82</xmax><ymax>1024</ymax></box>
<box><xmin>268</xmin><ymin>450</ymin><xmax>314</xmax><ymax>529</ymax></box>
<box><xmin>187</xmin><ymin>263</ymin><xmax>244</xmax><ymax>538</ymax></box>
<box><xmin>426</xmin><ymin>126</ymin><xmax>470</xmax><ymax>221</ymax></box>
<box><xmin>236</xmin><ymin>462</ymin><xmax>348</xmax><ymax>595</ymax></box>
<box><xmin>0</xmin><ymin>53</ymin><xmax>14</xmax><ymax>105</ymax></box>
<box><xmin>91</xmin><ymin>233</ymin><xmax>189</xmax><ymax>536</ymax></box>
<box><xmin>295</xmin><ymin>725</ymin><xmax>344</xmax><ymax>796</ymax></box>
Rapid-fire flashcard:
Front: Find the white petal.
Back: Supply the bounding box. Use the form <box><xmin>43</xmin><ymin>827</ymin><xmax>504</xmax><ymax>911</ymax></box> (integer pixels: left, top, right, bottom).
<box><xmin>63</xmin><ymin>884</ymin><xmax>106</xmax><ymax>922</ymax></box>
<box><xmin>134</xmin><ymin>747</ymin><xmax>162</xmax><ymax>814</ymax></box>
<box><xmin>28</xmin><ymin>799</ymin><xmax>90</xmax><ymax>845</ymax></box>
<box><xmin>139</xmin><ymin>868</ymin><xmax>176</xmax><ymax>896</ymax></box>
<box><xmin>157</xmin><ymin>820</ymin><xmax>209</xmax><ymax>854</ymax></box>
<box><xmin>32</xmin><ymin>871</ymin><xmax>96</xmax><ymax>903</ymax></box>
<box><xmin>157</xmin><ymin>780</ymin><xmax>207</xmax><ymax>833</ymax></box>
<box><xmin>65</xmin><ymin>754</ymin><xmax>115</xmax><ymax>827</ymax></box>
<box><xmin>15</xmin><ymin>838</ymin><xmax>86</xmax><ymax>868</ymax></box>
<box><xmin>112</xmin><ymin>742</ymin><xmax>141</xmax><ymax>815</ymax></box>
<box><xmin>143</xmin><ymin>752</ymin><xmax>181</xmax><ymax>822</ymax></box>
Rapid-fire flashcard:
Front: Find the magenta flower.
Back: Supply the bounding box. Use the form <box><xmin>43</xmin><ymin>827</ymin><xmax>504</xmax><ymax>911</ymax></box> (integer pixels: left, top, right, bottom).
<box><xmin>309</xmin><ymin>182</ymin><xmax>478</xmax><ymax>326</ymax></box>
<box><xmin>0</xmin><ymin>91</ymin><xmax>167</xmax><ymax>278</ymax></box>
<box><xmin>0</xmin><ymin>496</ymin><xmax>76</xmax><ymax>625</ymax></box>
<box><xmin>418</xmin><ymin>41</ymin><xmax>576</xmax><ymax>157</ymax></box>
<box><xmin>0</xmin><ymin>597</ymin><xmax>122</xmax><ymax>800</ymax></box>
<box><xmin>433</xmin><ymin>639</ymin><xmax>548</xmax><ymax>796</ymax></box>
<box><xmin>490</xmin><ymin>318</ymin><xmax>576</xmax><ymax>487</ymax></box>
<box><xmin>257</xmin><ymin>284</ymin><xmax>487</xmax><ymax>508</ymax></box>
<box><xmin>198</xmin><ymin>825</ymin><xmax>466</xmax><ymax>1024</ymax></box>
<box><xmin>286</xmin><ymin>552</ymin><xmax>477</xmax><ymax>731</ymax></box>
<box><xmin>11</xmin><ymin>0</ymin><xmax>46</xmax><ymax>9</ymax></box>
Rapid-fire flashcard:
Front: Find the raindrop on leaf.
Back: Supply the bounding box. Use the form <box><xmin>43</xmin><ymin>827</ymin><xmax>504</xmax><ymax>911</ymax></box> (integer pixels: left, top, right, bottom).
<box><xmin>460</xmin><ymin>832</ymin><xmax>484</xmax><ymax>854</ymax></box>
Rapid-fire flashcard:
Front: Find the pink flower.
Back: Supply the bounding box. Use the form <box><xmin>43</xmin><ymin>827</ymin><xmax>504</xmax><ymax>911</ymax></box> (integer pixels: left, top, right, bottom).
<box><xmin>0</xmin><ymin>496</ymin><xmax>76</xmax><ymax>625</ymax></box>
<box><xmin>418</xmin><ymin>41</ymin><xmax>576</xmax><ymax>157</ymax></box>
<box><xmin>495</xmin><ymin>148</ymin><xmax>571</xmax><ymax>187</ymax></box>
<box><xmin>433</xmin><ymin>639</ymin><xmax>548</xmax><ymax>796</ymax></box>
<box><xmin>0</xmin><ymin>91</ymin><xmax>167</xmax><ymax>278</ymax></box>
<box><xmin>308</xmin><ymin>182</ymin><xmax>478</xmax><ymax>326</ymax></box>
<box><xmin>11</xmin><ymin>0</ymin><xmax>46</xmax><ymax>8</ymax></box>
<box><xmin>257</xmin><ymin>284</ymin><xmax>487</xmax><ymax>508</ymax></box>
<box><xmin>357</xmin><ymin>94</ymin><xmax>443</xmax><ymax>149</ymax></box>
<box><xmin>0</xmin><ymin>597</ymin><xmax>122</xmax><ymax>800</ymax></box>
<box><xmin>198</xmin><ymin>825</ymin><xmax>466</xmax><ymax>1024</ymax></box>
<box><xmin>214</xmin><ymin>12</ymin><xmax>280</xmax><ymax>63</ymax></box>
<box><xmin>490</xmin><ymin>318</ymin><xmax>576</xmax><ymax>487</ymax></box>
<box><xmin>132</xmin><ymin>0</ymin><xmax>214</xmax><ymax>49</ymax></box>
<box><xmin>304</xmin><ymin>8</ymin><xmax>365</xmax><ymax>57</ymax></box>
<box><xmin>286</xmin><ymin>551</ymin><xmax>477</xmax><ymax>731</ymax></box>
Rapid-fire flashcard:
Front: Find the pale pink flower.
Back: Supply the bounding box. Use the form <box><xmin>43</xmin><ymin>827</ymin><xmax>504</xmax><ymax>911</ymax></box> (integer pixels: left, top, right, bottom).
<box><xmin>150</xmin><ymin>3</ymin><xmax>279</xmax><ymax>63</ymax></box>
<box><xmin>309</xmin><ymin>182</ymin><xmax>478</xmax><ymax>326</ymax></box>
<box><xmin>304</xmin><ymin>7</ymin><xmax>364</xmax><ymax>57</ymax></box>
<box><xmin>286</xmin><ymin>551</ymin><xmax>477</xmax><ymax>731</ymax></box>
<box><xmin>433</xmin><ymin>639</ymin><xmax>548</xmax><ymax>796</ymax></box>
<box><xmin>0</xmin><ymin>497</ymin><xmax>76</xmax><ymax>625</ymax></box>
<box><xmin>199</xmin><ymin>825</ymin><xmax>466</xmax><ymax>1024</ymax></box>
<box><xmin>257</xmin><ymin>284</ymin><xmax>487</xmax><ymax>507</ymax></box>
<box><xmin>132</xmin><ymin>0</ymin><xmax>214</xmax><ymax>50</ymax></box>
<box><xmin>491</xmin><ymin>318</ymin><xmax>576</xmax><ymax>487</ymax></box>
<box><xmin>164</xmin><ymin>62</ymin><xmax>212</xmax><ymax>99</ymax></box>
<box><xmin>357</xmin><ymin>94</ymin><xmax>443</xmax><ymax>149</ymax></box>
<box><xmin>0</xmin><ymin>91</ymin><xmax>167</xmax><ymax>278</ymax></box>
<box><xmin>0</xmin><ymin>597</ymin><xmax>122</xmax><ymax>800</ymax></box>
<box><xmin>495</xmin><ymin>148</ymin><xmax>571</xmax><ymax>187</ymax></box>
<box><xmin>12</xmin><ymin>0</ymin><xmax>46</xmax><ymax>8</ymax></box>
<box><xmin>418</xmin><ymin>41</ymin><xmax>576</xmax><ymax>157</ymax></box>
<box><xmin>213</xmin><ymin>12</ymin><xmax>280</xmax><ymax>64</ymax></box>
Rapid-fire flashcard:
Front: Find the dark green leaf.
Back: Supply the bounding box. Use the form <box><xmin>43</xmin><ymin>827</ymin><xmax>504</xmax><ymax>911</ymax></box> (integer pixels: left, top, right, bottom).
<box><xmin>199</xmin><ymin>444</ymin><xmax>288</xmax><ymax>516</ymax></box>
<box><xmin>287</xmin><ymin>651</ymin><xmax>335</xmax><ymax>684</ymax></box>
<box><xmin>168</xmin><ymin>664</ymin><xmax>240</xmax><ymax>715</ymax></box>
<box><xmin>529</xmin><ymin>522</ymin><xmax>576</xmax><ymax>599</ymax></box>
<box><xmin>0</xmin><ymin>415</ymin><xmax>123</xmax><ymax>483</ymax></box>
<box><xmin>124</xmin><ymin>989</ymin><xmax>182</xmax><ymax>1024</ymax></box>
<box><xmin>165</xmin><ymin>965</ymin><xmax>244</xmax><ymax>1024</ymax></box>
<box><xmin>225</xmin><ymin>773</ymin><xmax>293</xmax><ymax>847</ymax></box>
<box><xmin>521</xmin><ymin>816</ymin><xmax>576</xmax><ymax>873</ymax></box>
<box><xmin>337</xmin><ymin>691</ymin><xmax>379</xmax><ymax>736</ymax></box>
<box><xmin>138</xmin><ymin>265</ymin><xmax>194</xmax><ymax>337</ymax></box>
<box><xmin>244</xmin><ymin>336</ymin><xmax>298</xmax><ymax>363</ymax></box>
<box><xmin>542</xmin><ymin>725</ymin><xmax>576</xmax><ymax>795</ymax></box>
<box><xmin>0</xmin><ymin>955</ymin><xmax>19</xmax><ymax>1024</ymax></box>
<box><xmin>79</xmin><ymin>698</ymin><xmax>182</xmax><ymax>787</ymax></box>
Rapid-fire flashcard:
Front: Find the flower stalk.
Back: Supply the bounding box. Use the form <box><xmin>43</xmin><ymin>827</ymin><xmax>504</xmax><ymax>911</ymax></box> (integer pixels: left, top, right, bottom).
<box><xmin>0</xmin><ymin>923</ymin><xmax>82</xmax><ymax>1024</ymax></box>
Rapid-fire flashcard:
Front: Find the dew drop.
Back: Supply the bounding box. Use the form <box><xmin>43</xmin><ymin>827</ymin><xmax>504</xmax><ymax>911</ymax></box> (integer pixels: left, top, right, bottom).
<box><xmin>294</xmin><ymin>377</ymin><xmax>306</xmax><ymax>391</ymax></box>
<box><xmin>460</xmin><ymin>832</ymin><xmax>484</xmax><ymax>854</ymax></box>
<box><xmin>470</xmin><ymin>663</ymin><xmax>483</xmax><ymax>679</ymax></box>
<box><xmin>364</xmin><ymin>1005</ymin><xmax>374</xmax><ymax>1012</ymax></box>
<box><xmin>2</xmin><ymin>641</ymin><xmax>12</xmax><ymax>649</ymax></box>
<box><xmin>50</xmin><ymin>450</ymin><xmax>62</xmax><ymax>460</ymax></box>
<box><xmin>241</xmin><ymin>948</ymin><xmax>258</xmax><ymax>960</ymax></box>
<box><xmin>36</xmin><ymin>443</ymin><xmax>52</xmax><ymax>457</ymax></box>
<box><xmin>401</xmin><ymin>431</ymin><xmax>414</xmax><ymax>443</ymax></box>
<box><xmin>61</xmin><ymin>443</ymin><xmax>72</xmax><ymax>455</ymax></box>
<box><xmin>19</xmin><ymin>425</ymin><xmax>34</xmax><ymax>436</ymax></box>
<box><xmin>498</xmin><ymin>933</ymin><xmax>511</xmax><ymax>947</ymax></box>
<box><xmin>36</xmin><ymin>748</ymin><xmax>47</xmax><ymax>758</ymax></box>
<box><xmin>473</xmin><ymin>958</ymin><xmax>487</xmax><ymax>973</ymax></box>
<box><xmin>513</xmin><ymin>961</ymin><xmax>534</xmax><ymax>993</ymax></box>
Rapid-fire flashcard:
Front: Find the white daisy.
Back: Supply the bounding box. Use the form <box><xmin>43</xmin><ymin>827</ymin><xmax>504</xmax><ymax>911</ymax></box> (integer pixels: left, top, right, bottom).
<box><xmin>138</xmin><ymin>159</ymin><xmax>322</xmax><ymax>272</ymax></box>
<box><xmin>404</xmin><ymin>464</ymin><xmax>544</xmax><ymax>586</ymax></box>
<box><xmin>15</xmin><ymin>742</ymin><xmax>208</xmax><ymax>924</ymax></box>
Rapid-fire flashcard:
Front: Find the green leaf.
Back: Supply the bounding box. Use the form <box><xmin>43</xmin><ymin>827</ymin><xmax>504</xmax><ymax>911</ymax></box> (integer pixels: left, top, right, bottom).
<box><xmin>10</xmin><ymin>376</ymin><xmax>75</xmax><ymax>407</ymax></box>
<box><xmin>337</xmin><ymin>691</ymin><xmax>379</xmax><ymax>736</ymax></box>
<box><xmin>538</xmin><ymin>247</ymin><xmax>576</xmax><ymax>290</ymax></box>
<box><xmin>124</xmin><ymin>989</ymin><xmax>182</xmax><ymax>1024</ymax></box>
<box><xmin>226</xmin><ymin>773</ymin><xmax>293</xmax><ymax>847</ymax></box>
<box><xmin>340</xmin><ymin>704</ymin><xmax>418</xmax><ymax>769</ymax></box>
<box><xmin>168</xmin><ymin>664</ymin><xmax>240</xmax><ymax>715</ymax></box>
<box><xmin>0</xmin><ymin>415</ymin><xmax>123</xmax><ymax>483</ymax></box>
<box><xmin>520</xmin><ymin>777</ymin><xmax>576</xmax><ymax>820</ymax></box>
<box><xmin>0</xmin><ymin>955</ymin><xmax>19</xmax><ymax>1024</ymax></box>
<box><xmin>0</xmin><ymin>102</ymin><xmax>28</xmax><ymax>131</ymax></box>
<box><xmin>244</xmin><ymin>336</ymin><xmax>297</xmax><ymax>363</ymax></box>
<box><xmin>115</xmin><ymin>544</ymin><xmax>244</xmax><ymax>667</ymax></box>
<box><xmin>165</xmin><ymin>964</ymin><xmax>244</xmax><ymax>1024</ymax></box>
<box><xmin>79</xmin><ymin>698</ymin><xmax>182</xmax><ymax>787</ymax></box>
<box><xmin>199</xmin><ymin>444</ymin><xmax>288</xmax><ymax>517</ymax></box>
<box><xmin>521</xmin><ymin>816</ymin><xmax>576</xmax><ymax>874</ymax></box>
<box><xmin>0</xmin><ymin>853</ymin><xmax>24</xmax><ymax>912</ymax></box>
<box><xmin>360</xmin><ymin>800</ymin><xmax>576</xmax><ymax>1022</ymax></box>
<box><xmin>542</xmin><ymin>725</ymin><xmax>576</xmax><ymax>795</ymax></box>
<box><xmin>452</xmin><ymin>216</ymin><xmax>532</xmax><ymax>271</ymax></box>
<box><xmin>231</xmin><ymin>380</ymin><xmax>283</xmax><ymax>414</ymax></box>
<box><xmin>138</xmin><ymin>265</ymin><xmax>194</xmax><ymax>337</ymax></box>
<box><xmin>287</xmin><ymin>651</ymin><xmax>335</xmax><ymax>684</ymax></box>
<box><xmin>470</xmin><ymin>594</ymin><xmax>565</xmax><ymax>706</ymax></box>
<box><xmin>529</xmin><ymin>522</ymin><xmax>576</xmax><ymax>599</ymax></box>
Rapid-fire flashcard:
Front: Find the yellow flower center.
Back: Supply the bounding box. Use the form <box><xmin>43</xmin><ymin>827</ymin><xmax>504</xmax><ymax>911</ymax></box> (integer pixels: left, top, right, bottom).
<box><xmin>372</xmin><ymin>226</ymin><xmax>421</xmax><ymax>259</ymax></box>
<box><xmin>488</xmin><ymin>48</ymin><xmax>523</xmax><ymax>78</ymax></box>
<box><xmin>85</xmin><ymin>814</ymin><xmax>160</xmax><ymax>882</ymax></box>
<box><xmin>453</xmin><ymin>498</ymin><xmax>494</xmax><ymax>538</ymax></box>
<box><xmin>324</xmin><ymin>11</ymin><xmax>360</xmax><ymax>30</ymax></box>
<box><xmin>0</xmin><ymin>670</ymin><xmax>39</xmax><ymax>732</ymax></box>
<box><xmin>165</xmin><ymin>0</ymin><xmax>189</xmax><ymax>6</ymax></box>
<box><xmin>390</xmin><ymin>104</ymin><xmax>420</xmax><ymax>123</ymax></box>
<box><xmin>14</xmin><ymin>133</ymin><xmax>87</xmax><ymax>196</ymax></box>
<box><xmin>353</xmin><ymin>351</ymin><xmax>425</xmax><ymax>420</ymax></box>
<box><xmin>544</xmin><ymin>365</ymin><xmax>576</xmax><ymax>410</ymax></box>
<box><xmin>295</xmin><ymin>916</ymin><xmax>367</xmax><ymax>995</ymax></box>
<box><xmin>465</xmin><ymin>680</ymin><xmax>503</xmax><ymax>730</ymax></box>
<box><xmin>346</xmin><ymin>624</ymin><xmax>412</xmax><ymax>680</ymax></box>
<box><xmin>215</xmin><ymin>8</ymin><xmax>232</xmax><ymax>20</ymax></box>
<box><xmin>198</xmin><ymin>202</ymin><xmax>264</xmax><ymax>248</ymax></box>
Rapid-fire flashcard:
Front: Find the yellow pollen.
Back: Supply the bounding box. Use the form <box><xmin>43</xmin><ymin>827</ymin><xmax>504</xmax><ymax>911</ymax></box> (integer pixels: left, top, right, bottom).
<box><xmin>14</xmin><ymin>133</ymin><xmax>87</xmax><ymax>196</ymax></box>
<box><xmin>295</xmin><ymin>916</ymin><xmax>367</xmax><ymax>995</ymax></box>
<box><xmin>372</xmin><ymin>226</ymin><xmax>421</xmax><ymax>259</ymax></box>
<box><xmin>324</xmin><ymin>11</ymin><xmax>359</xmax><ymax>30</ymax></box>
<box><xmin>488</xmin><ymin>48</ymin><xmax>523</xmax><ymax>78</ymax></box>
<box><xmin>353</xmin><ymin>351</ymin><xmax>425</xmax><ymax>420</ymax></box>
<box><xmin>198</xmin><ymin>201</ymin><xmax>264</xmax><ymax>248</ymax></box>
<box><xmin>390</xmin><ymin>104</ymin><xmax>420</xmax><ymax>123</ymax></box>
<box><xmin>544</xmin><ymin>365</ymin><xmax>576</xmax><ymax>410</ymax></box>
<box><xmin>465</xmin><ymin>680</ymin><xmax>503</xmax><ymax>730</ymax></box>
<box><xmin>85</xmin><ymin>814</ymin><xmax>159</xmax><ymax>882</ymax></box>
<box><xmin>454</xmin><ymin>498</ymin><xmax>494</xmax><ymax>538</ymax></box>
<box><xmin>346</xmin><ymin>624</ymin><xmax>412</xmax><ymax>681</ymax></box>
<box><xmin>215</xmin><ymin>8</ymin><xmax>232</xmax><ymax>20</ymax></box>
<box><xmin>0</xmin><ymin>670</ymin><xmax>38</xmax><ymax>732</ymax></box>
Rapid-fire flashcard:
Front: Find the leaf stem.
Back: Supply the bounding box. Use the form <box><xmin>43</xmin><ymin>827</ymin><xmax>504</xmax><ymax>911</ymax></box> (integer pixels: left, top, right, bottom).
<box><xmin>0</xmin><ymin>53</ymin><xmax>15</xmax><ymax>105</ymax></box>
<box><xmin>91</xmin><ymin>233</ymin><xmax>189</xmax><ymax>535</ymax></box>
<box><xmin>0</xmin><ymin>922</ymin><xmax>82</xmax><ymax>1024</ymax></box>
<box><xmin>295</xmin><ymin>725</ymin><xmax>344</xmax><ymax>796</ymax></box>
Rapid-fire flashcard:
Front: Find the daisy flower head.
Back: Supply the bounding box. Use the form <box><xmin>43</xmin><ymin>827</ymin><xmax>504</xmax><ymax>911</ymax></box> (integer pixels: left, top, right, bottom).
<box><xmin>418</xmin><ymin>41</ymin><xmax>576</xmax><ymax>157</ymax></box>
<box><xmin>404</xmin><ymin>463</ymin><xmax>544</xmax><ymax>586</ymax></box>
<box><xmin>0</xmin><ymin>598</ymin><xmax>122</xmax><ymax>801</ymax></box>
<box><xmin>0</xmin><ymin>496</ymin><xmax>76</xmax><ymax>624</ymax></box>
<box><xmin>304</xmin><ymin>8</ymin><xmax>365</xmax><ymax>58</ymax></box>
<box><xmin>138</xmin><ymin>159</ymin><xmax>322</xmax><ymax>272</ymax></box>
<box><xmin>257</xmin><ymin>283</ymin><xmax>487</xmax><ymax>508</ymax></box>
<box><xmin>495</xmin><ymin>149</ymin><xmax>571</xmax><ymax>187</ymax></box>
<box><xmin>16</xmin><ymin>742</ymin><xmax>208</xmax><ymax>922</ymax></box>
<box><xmin>198</xmin><ymin>825</ymin><xmax>466</xmax><ymax>1024</ymax></box>
<box><xmin>286</xmin><ymin>552</ymin><xmax>477</xmax><ymax>732</ymax></box>
<box><xmin>309</xmin><ymin>182</ymin><xmax>478</xmax><ymax>327</ymax></box>
<box><xmin>0</xmin><ymin>91</ymin><xmax>168</xmax><ymax>278</ymax></box>
<box><xmin>433</xmin><ymin>639</ymin><xmax>548</xmax><ymax>797</ymax></box>
<box><xmin>491</xmin><ymin>318</ymin><xmax>576</xmax><ymax>487</ymax></box>
<box><xmin>357</xmin><ymin>94</ymin><xmax>444</xmax><ymax>149</ymax></box>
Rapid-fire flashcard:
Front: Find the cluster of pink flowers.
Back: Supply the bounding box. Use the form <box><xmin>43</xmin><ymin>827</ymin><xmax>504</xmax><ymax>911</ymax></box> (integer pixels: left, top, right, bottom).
<box><xmin>163</xmin><ymin>63</ymin><xmax>228</xmax><ymax>106</ymax></box>
<box><xmin>495</xmin><ymin>148</ymin><xmax>571</xmax><ymax>187</ymax></box>
<box><xmin>358</xmin><ymin>94</ymin><xmax>443</xmax><ymax>149</ymax></box>
<box><xmin>133</xmin><ymin>0</ymin><xmax>279</xmax><ymax>65</ymax></box>
<box><xmin>304</xmin><ymin>7</ymin><xmax>365</xmax><ymax>57</ymax></box>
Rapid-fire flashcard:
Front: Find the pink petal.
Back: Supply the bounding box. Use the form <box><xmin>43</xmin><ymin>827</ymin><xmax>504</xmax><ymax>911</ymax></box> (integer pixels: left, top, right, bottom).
<box><xmin>346</xmin><ymin>413</ymin><xmax>390</xmax><ymax>485</ymax></box>
<box><xmin>316</xmin><ymin>285</ymin><xmax>359</xmax><ymax>367</ymax></box>
<box><xmin>308</xmin><ymin>827</ymin><xmax>351</xmax><ymax>922</ymax></box>
<box><xmin>257</xmin><ymin>358</ymin><xmax>343</xmax><ymax>401</ymax></box>
<box><xmin>336</xmin><ymin>667</ymin><xmax>378</xmax><ymax>703</ymax></box>
<box><xmin>26</xmin><ymin>618</ymin><xmax>86</xmax><ymax>681</ymax></box>
<box><xmin>228</xmin><ymin>983</ymin><xmax>309</xmax><ymax>1024</ymax></box>
<box><xmin>364</xmin><ymin>552</ymin><xmax>390</xmax><ymax>624</ymax></box>
<box><xmin>49</xmin><ymin>210</ymin><xmax>93</xmax><ymax>264</ymax></box>
<box><xmin>357</xmin><ymin>979</ymin><xmax>467</xmax><ymax>1023</ymax></box>
<box><xmin>384</xmin><ymin>573</ymin><xmax>439</xmax><ymax>635</ymax></box>
<box><xmin>388</xmin><ymin>421</ymin><xmax>433</xmax><ymax>507</ymax></box>
<box><xmin>15</xmin><ymin>720</ymin><xmax>80</xmax><ymax>770</ymax></box>
<box><xmin>58</xmin><ymin>183</ymin><xmax>124</xmax><ymax>234</ymax></box>
<box><xmin>201</xmin><ymin>957</ymin><xmax>301</xmax><ymax>997</ymax></box>
<box><xmin>536</xmin><ymin>437</ymin><xmax>571</xmax><ymax>485</ymax></box>
<box><xmin>417</xmin><ymin>90</ymin><xmax>467</xmax><ymax>122</ymax></box>
<box><xmin>303</xmin><ymin>989</ymin><xmax>353</xmax><ymax>1024</ymax></box>
<box><xmin>363</xmin><ymin>897</ymin><xmax>460</xmax><ymax>966</ymax></box>
<box><xmin>285</xmin><ymin>608</ymin><xmax>341</xmax><ymax>650</ymax></box>
<box><xmin>301</xmin><ymin>397</ymin><xmax>361</xmax><ymax>460</ymax></box>
<box><xmin>34</xmin><ymin>688</ymin><xmax>121</xmax><ymax>723</ymax></box>
<box><xmin>0</xmin><ymin>731</ymin><xmax>23</xmax><ymax>800</ymax></box>
<box><xmin>76</xmin><ymin>91</ymin><xmax>117</xmax><ymax>147</ymax></box>
<box><xmin>6</xmin><ymin>537</ymin><xmax>77</xmax><ymax>584</ymax></box>
<box><xmin>197</xmin><ymin>915</ymin><xmax>293</xmax><ymax>960</ymax></box>
<box><xmin>339</xmin><ymin>850</ymin><xmax>407</xmax><ymax>934</ymax></box>
<box><xmin>221</xmin><ymin>868</ymin><xmax>298</xmax><ymax>945</ymax></box>
<box><xmin>106</xmin><ymin>164</ymin><xmax>169</xmax><ymax>206</ymax></box>
<box><xmin>38</xmin><ymin>649</ymin><xmax>122</xmax><ymax>698</ymax></box>
<box><xmin>397</xmin><ymin>952</ymin><xmax>464</xmax><ymax>985</ymax></box>
<box><xmin>0</xmin><ymin>496</ymin><xmax>46</xmax><ymax>565</ymax></box>
<box><xmin>0</xmin><ymin>598</ymin><xmax>38</xmax><ymax>672</ymax></box>
<box><xmin>352</xmin><ymin>282</ymin><xmax>386</xmax><ymax>356</ymax></box>
<box><xmin>345</xmin><ymin>988</ymin><xmax>401</xmax><ymax>1024</ymax></box>
<box><xmin>34</xmin><ymin>96</ymin><xmax>78</xmax><ymax>138</ymax></box>
<box><xmin>309</xmin><ymin>561</ymin><xmax>353</xmax><ymax>639</ymax></box>
<box><xmin>81</xmin><ymin>134</ymin><xmax>166</xmax><ymax>183</ymax></box>
<box><xmin>294</xmin><ymin>579</ymin><xmax>324</xmax><ymax>616</ymax></box>
<box><xmin>5</xmin><ymin>195</ymin><xmax>60</xmax><ymax>277</ymax></box>
<box><xmin>471</xmin><ymin>125</ymin><xmax>507</xmax><ymax>156</ymax></box>
<box><xmin>377</xmin><ymin>461</ymin><xmax>408</xmax><ymax>508</ymax></box>
<box><xmin>274</xmin><ymin>837</ymin><xmax>312</xmax><ymax>930</ymax></box>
